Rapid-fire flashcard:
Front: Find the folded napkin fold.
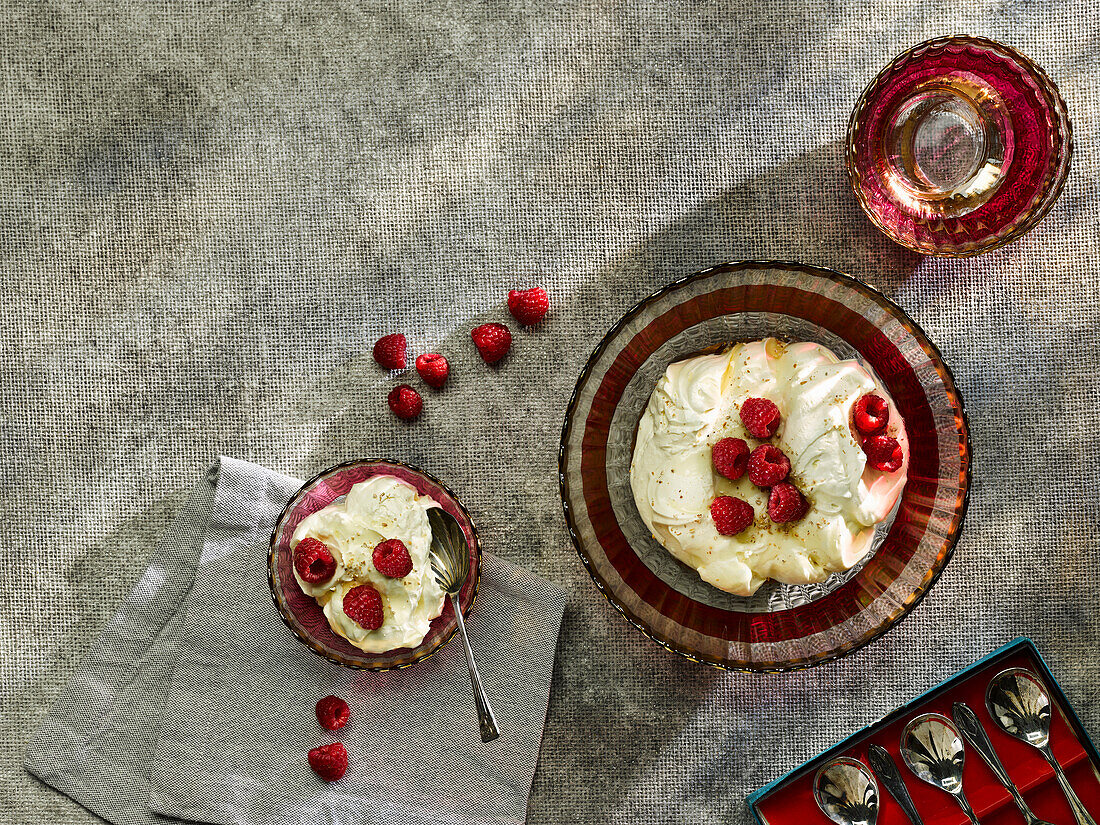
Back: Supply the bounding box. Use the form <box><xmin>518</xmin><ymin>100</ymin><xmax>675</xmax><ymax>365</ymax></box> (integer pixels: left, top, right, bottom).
<box><xmin>26</xmin><ymin>457</ymin><xmax>567</xmax><ymax>825</ymax></box>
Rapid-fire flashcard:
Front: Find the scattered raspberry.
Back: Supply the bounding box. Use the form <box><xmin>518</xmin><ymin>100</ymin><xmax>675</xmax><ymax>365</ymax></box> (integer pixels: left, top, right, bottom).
<box><xmin>711</xmin><ymin>437</ymin><xmax>750</xmax><ymax>481</ymax></box>
<box><xmin>471</xmin><ymin>323</ymin><xmax>512</xmax><ymax>364</ymax></box>
<box><xmin>372</xmin><ymin>538</ymin><xmax>413</xmax><ymax>578</ymax></box>
<box><xmin>294</xmin><ymin>537</ymin><xmax>337</xmax><ymax>584</ymax></box>
<box><xmin>768</xmin><ymin>482</ymin><xmax>809</xmax><ymax>523</ymax></box>
<box><xmin>343</xmin><ymin>584</ymin><xmax>384</xmax><ymax>630</ymax></box>
<box><xmin>315</xmin><ymin>695</ymin><xmax>350</xmax><ymax>731</ymax></box>
<box><xmin>372</xmin><ymin>333</ymin><xmax>407</xmax><ymax>370</ymax></box>
<box><xmin>747</xmin><ymin>445</ymin><xmax>791</xmax><ymax>487</ymax></box>
<box><xmin>853</xmin><ymin>394</ymin><xmax>890</xmax><ymax>436</ymax></box>
<box><xmin>507</xmin><ymin>287</ymin><xmax>550</xmax><ymax>326</ymax></box>
<box><xmin>863</xmin><ymin>434</ymin><xmax>904</xmax><ymax>472</ymax></box>
<box><xmin>387</xmin><ymin>384</ymin><xmax>423</xmax><ymax>420</ymax></box>
<box><xmin>415</xmin><ymin>353</ymin><xmax>449</xmax><ymax>389</ymax></box>
<box><xmin>710</xmin><ymin>496</ymin><xmax>754</xmax><ymax>536</ymax></box>
<box><xmin>308</xmin><ymin>742</ymin><xmax>347</xmax><ymax>782</ymax></box>
<box><xmin>740</xmin><ymin>397</ymin><xmax>781</xmax><ymax>438</ymax></box>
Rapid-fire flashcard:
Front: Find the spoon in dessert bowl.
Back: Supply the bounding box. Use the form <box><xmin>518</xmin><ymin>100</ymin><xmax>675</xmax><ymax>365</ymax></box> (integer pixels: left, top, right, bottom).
<box><xmin>952</xmin><ymin>701</ymin><xmax>1058</xmax><ymax>825</ymax></box>
<box><xmin>428</xmin><ymin>506</ymin><xmax>500</xmax><ymax>743</ymax></box>
<box><xmin>814</xmin><ymin>757</ymin><xmax>880</xmax><ymax>825</ymax></box>
<box><xmin>901</xmin><ymin>713</ymin><xmax>981</xmax><ymax>825</ymax></box>
<box><xmin>987</xmin><ymin>668</ymin><xmax>1096</xmax><ymax>825</ymax></box>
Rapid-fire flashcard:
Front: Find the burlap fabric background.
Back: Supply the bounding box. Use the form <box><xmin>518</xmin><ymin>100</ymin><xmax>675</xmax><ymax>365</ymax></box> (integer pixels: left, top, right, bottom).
<box><xmin>2</xmin><ymin>2</ymin><xmax>1098</xmax><ymax>823</ymax></box>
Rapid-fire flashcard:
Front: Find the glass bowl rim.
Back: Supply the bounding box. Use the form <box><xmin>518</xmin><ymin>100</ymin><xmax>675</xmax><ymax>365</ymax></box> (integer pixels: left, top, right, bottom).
<box><xmin>558</xmin><ymin>259</ymin><xmax>973</xmax><ymax>672</ymax></box>
<box><xmin>268</xmin><ymin>457</ymin><xmax>482</xmax><ymax>672</ymax></box>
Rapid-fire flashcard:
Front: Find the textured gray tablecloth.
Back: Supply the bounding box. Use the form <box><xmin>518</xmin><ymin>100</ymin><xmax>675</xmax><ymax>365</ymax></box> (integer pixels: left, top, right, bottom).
<box><xmin>23</xmin><ymin>457</ymin><xmax>567</xmax><ymax>825</ymax></box>
<box><xmin>3</xmin><ymin>2</ymin><xmax>1099</xmax><ymax>824</ymax></box>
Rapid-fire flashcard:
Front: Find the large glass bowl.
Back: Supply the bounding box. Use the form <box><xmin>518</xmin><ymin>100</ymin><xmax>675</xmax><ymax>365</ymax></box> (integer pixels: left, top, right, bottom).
<box><xmin>269</xmin><ymin>459</ymin><xmax>480</xmax><ymax>671</ymax></box>
<box><xmin>559</xmin><ymin>262</ymin><xmax>971</xmax><ymax>671</ymax></box>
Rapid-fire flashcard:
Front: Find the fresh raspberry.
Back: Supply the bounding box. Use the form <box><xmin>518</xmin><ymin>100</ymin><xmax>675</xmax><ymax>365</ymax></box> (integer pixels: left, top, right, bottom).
<box><xmin>387</xmin><ymin>384</ymin><xmax>422</xmax><ymax>420</ymax></box>
<box><xmin>415</xmin><ymin>353</ymin><xmax>449</xmax><ymax>389</ymax></box>
<box><xmin>740</xmin><ymin>397</ymin><xmax>781</xmax><ymax>438</ymax></box>
<box><xmin>372</xmin><ymin>333</ymin><xmax>407</xmax><ymax>370</ymax></box>
<box><xmin>710</xmin><ymin>496</ymin><xmax>754</xmax><ymax>536</ymax></box>
<box><xmin>712</xmin><ymin>437</ymin><xmax>749</xmax><ymax>481</ymax></box>
<box><xmin>372</xmin><ymin>538</ymin><xmax>413</xmax><ymax>578</ymax></box>
<box><xmin>853</xmin><ymin>393</ymin><xmax>890</xmax><ymax>436</ymax></box>
<box><xmin>863</xmin><ymin>434</ymin><xmax>904</xmax><ymax>472</ymax></box>
<box><xmin>307</xmin><ymin>742</ymin><xmax>347</xmax><ymax>782</ymax></box>
<box><xmin>315</xmin><ymin>695</ymin><xmax>350</xmax><ymax>731</ymax></box>
<box><xmin>747</xmin><ymin>445</ymin><xmax>791</xmax><ymax>487</ymax></box>
<box><xmin>294</xmin><ymin>537</ymin><xmax>337</xmax><ymax>584</ymax></box>
<box><xmin>768</xmin><ymin>482</ymin><xmax>809</xmax><ymax>523</ymax></box>
<box><xmin>471</xmin><ymin>323</ymin><xmax>512</xmax><ymax>364</ymax></box>
<box><xmin>507</xmin><ymin>287</ymin><xmax>550</xmax><ymax>326</ymax></box>
<box><xmin>342</xmin><ymin>584</ymin><xmax>384</xmax><ymax>630</ymax></box>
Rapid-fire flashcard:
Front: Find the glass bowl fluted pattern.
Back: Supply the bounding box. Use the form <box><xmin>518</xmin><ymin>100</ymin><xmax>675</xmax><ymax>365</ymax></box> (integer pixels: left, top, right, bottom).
<box><xmin>559</xmin><ymin>262</ymin><xmax>971</xmax><ymax>672</ymax></box>
<box><xmin>269</xmin><ymin>459</ymin><xmax>480</xmax><ymax>671</ymax></box>
<box><xmin>847</xmin><ymin>35</ymin><xmax>1072</xmax><ymax>257</ymax></box>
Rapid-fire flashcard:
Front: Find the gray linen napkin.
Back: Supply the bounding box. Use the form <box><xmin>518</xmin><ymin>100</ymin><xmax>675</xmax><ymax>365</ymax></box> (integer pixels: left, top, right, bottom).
<box><xmin>25</xmin><ymin>457</ymin><xmax>567</xmax><ymax>825</ymax></box>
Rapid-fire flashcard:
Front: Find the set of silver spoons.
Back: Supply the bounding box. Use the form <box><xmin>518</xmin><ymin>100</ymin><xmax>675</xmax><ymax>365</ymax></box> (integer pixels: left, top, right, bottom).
<box><xmin>814</xmin><ymin>669</ymin><xmax>1096</xmax><ymax>825</ymax></box>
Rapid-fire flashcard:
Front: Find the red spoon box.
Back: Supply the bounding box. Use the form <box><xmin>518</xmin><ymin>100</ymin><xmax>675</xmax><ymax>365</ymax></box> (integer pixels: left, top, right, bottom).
<box><xmin>749</xmin><ymin>639</ymin><xmax>1100</xmax><ymax>825</ymax></box>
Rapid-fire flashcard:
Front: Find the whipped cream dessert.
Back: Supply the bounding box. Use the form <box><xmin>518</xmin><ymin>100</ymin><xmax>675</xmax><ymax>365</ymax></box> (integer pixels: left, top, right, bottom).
<box><xmin>630</xmin><ymin>338</ymin><xmax>908</xmax><ymax>596</ymax></box>
<box><xmin>291</xmin><ymin>475</ymin><xmax>445</xmax><ymax>653</ymax></box>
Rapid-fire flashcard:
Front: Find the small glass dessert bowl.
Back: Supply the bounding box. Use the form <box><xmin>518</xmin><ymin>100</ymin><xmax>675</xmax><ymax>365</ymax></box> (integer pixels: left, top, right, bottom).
<box><xmin>847</xmin><ymin>35</ymin><xmax>1072</xmax><ymax>257</ymax></box>
<box><xmin>268</xmin><ymin>459</ymin><xmax>480</xmax><ymax>671</ymax></box>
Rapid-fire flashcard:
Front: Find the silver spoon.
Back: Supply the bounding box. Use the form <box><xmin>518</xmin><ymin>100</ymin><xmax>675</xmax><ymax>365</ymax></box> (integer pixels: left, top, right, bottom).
<box><xmin>814</xmin><ymin>757</ymin><xmax>879</xmax><ymax>825</ymax></box>
<box><xmin>868</xmin><ymin>744</ymin><xmax>926</xmax><ymax>825</ymax></box>
<box><xmin>427</xmin><ymin>506</ymin><xmax>499</xmax><ymax>743</ymax></box>
<box><xmin>952</xmin><ymin>701</ymin><xmax>1058</xmax><ymax>825</ymax></box>
<box><xmin>901</xmin><ymin>713</ymin><xmax>980</xmax><ymax>825</ymax></box>
<box><xmin>987</xmin><ymin>668</ymin><xmax>1095</xmax><ymax>825</ymax></box>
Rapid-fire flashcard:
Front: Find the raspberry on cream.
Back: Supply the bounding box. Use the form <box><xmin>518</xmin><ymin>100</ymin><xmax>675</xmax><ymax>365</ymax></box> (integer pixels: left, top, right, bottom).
<box><xmin>291</xmin><ymin>475</ymin><xmax>445</xmax><ymax>654</ymax></box>
<box><xmin>629</xmin><ymin>338</ymin><xmax>908</xmax><ymax>597</ymax></box>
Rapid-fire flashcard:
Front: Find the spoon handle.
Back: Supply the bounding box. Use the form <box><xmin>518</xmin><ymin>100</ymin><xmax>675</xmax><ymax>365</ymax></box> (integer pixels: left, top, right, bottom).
<box><xmin>868</xmin><ymin>745</ymin><xmax>925</xmax><ymax>825</ymax></box>
<box><xmin>1041</xmin><ymin>745</ymin><xmax>1097</xmax><ymax>825</ymax></box>
<box><xmin>955</xmin><ymin>790</ymin><xmax>982</xmax><ymax>825</ymax></box>
<box><xmin>451</xmin><ymin>593</ymin><xmax>500</xmax><ymax>743</ymax></box>
<box><xmin>953</xmin><ymin>702</ymin><xmax>1040</xmax><ymax>823</ymax></box>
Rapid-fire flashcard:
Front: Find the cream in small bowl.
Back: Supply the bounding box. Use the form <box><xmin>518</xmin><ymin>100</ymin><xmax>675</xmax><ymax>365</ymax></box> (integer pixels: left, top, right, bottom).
<box><xmin>291</xmin><ymin>475</ymin><xmax>445</xmax><ymax>654</ymax></box>
<box><xmin>630</xmin><ymin>337</ymin><xmax>908</xmax><ymax>597</ymax></box>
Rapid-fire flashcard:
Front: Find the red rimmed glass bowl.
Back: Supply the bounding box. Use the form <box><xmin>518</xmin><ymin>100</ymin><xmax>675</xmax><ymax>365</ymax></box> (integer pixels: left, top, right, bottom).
<box><xmin>269</xmin><ymin>459</ymin><xmax>480</xmax><ymax>671</ymax></box>
<box><xmin>847</xmin><ymin>35</ymin><xmax>1072</xmax><ymax>257</ymax></box>
<box><xmin>559</xmin><ymin>261</ymin><xmax>971</xmax><ymax>672</ymax></box>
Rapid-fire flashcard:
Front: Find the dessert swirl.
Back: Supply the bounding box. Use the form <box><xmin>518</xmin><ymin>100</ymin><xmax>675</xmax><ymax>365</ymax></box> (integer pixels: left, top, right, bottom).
<box><xmin>630</xmin><ymin>338</ymin><xmax>908</xmax><ymax>596</ymax></box>
<box><xmin>291</xmin><ymin>475</ymin><xmax>445</xmax><ymax>653</ymax></box>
